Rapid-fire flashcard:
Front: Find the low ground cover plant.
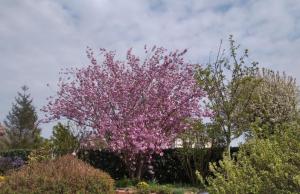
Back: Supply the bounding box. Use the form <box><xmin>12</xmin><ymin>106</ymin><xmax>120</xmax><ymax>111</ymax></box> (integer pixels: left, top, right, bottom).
<box><xmin>134</xmin><ymin>181</ymin><xmax>199</xmax><ymax>194</ymax></box>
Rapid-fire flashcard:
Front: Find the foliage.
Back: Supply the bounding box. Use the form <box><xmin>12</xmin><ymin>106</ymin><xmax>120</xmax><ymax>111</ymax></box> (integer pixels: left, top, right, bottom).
<box><xmin>175</xmin><ymin>120</ymin><xmax>225</xmax><ymax>185</ymax></box>
<box><xmin>148</xmin><ymin>184</ymin><xmax>172</xmax><ymax>194</ymax></box>
<box><xmin>196</xmin><ymin>36</ymin><xmax>299</xmax><ymax>154</ymax></box>
<box><xmin>27</xmin><ymin>140</ymin><xmax>53</xmax><ymax>164</ymax></box>
<box><xmin>0</xmin><ymin>156</ymin><xmax>24</xmax><ymax>175</ymax></box>
<box><xmin>78</xmin><ymin>149</ymin><xmax>129</xmax><ymax>180</ymax></box>
<box><xmin>175</xmin><ymin>146</ymin><xmax>208</xmax><ymax>185</ymax></box>
<box><xmin>136</xmin><ymin>182</ymin><xmax>199</xmax><ymax>194</ymax></box>
<box><xmin>79</xmin><ymin>148</ymin><xmax>236</xmax><ymax>184</ymax></box>
<box><xmin>43</xmin><ymin>46</ymin><xmax>207</xmax><ymax>179</ymax></box>
<box><xmin>51</xmin><ymin>122</ymin><xmax>79</xmax><ymax>155</ymax></box>
<box><xmin>204</xmin><ymin>122</ymin><xmax>300</xmax><ymax>194</ymax></box>
<box><xmin>4</xmin><ymin>86</ymin><xmax>42</xmax><ymax>149</ymax></box>
<box><xmin>196</xmin><ymin>36</ymin><xmax>259</xmax><ymax>153</ymax></box>
<box><xmin>247</xmin><ymin>69</ymin><xmax>299</xmax><ymax>137</ymax></box>
<box><xmin>116</xmin><ymin>177</ymin><xmax>138</xmax><ymax>188</ymax></box>
<box><xmin>0</xmin><ymin>155</ymin><xmax>115</xmax><ymax>194</ymax></box>
<box><xmin>137</xmin><ymin>181</ymin><xmax>150</xmax><ymax>193</ymax></box>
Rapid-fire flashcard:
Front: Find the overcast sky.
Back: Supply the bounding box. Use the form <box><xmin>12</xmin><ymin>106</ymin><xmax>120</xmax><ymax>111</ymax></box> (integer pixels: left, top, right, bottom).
<box><xmin>1</xmin><ymin>0</ymin><xmax>300</xmax><ymax>138</ymax></box>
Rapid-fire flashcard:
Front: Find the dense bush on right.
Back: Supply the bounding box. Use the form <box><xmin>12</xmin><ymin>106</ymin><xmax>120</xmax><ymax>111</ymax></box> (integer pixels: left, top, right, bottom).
<box><xmin>203</xmin><ymin>122</ymin><xmax>300</xmax><ymax>194</ymax></box>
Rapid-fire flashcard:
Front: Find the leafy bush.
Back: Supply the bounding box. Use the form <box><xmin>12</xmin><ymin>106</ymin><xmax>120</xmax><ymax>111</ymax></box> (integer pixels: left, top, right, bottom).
<box><xmin>137</xmin><ymin>181</ymin><xmax>150</xmax><ymax>193</ymax></box>
<box><xmin>150</xmin><ymin>185</ymin><xmax>172</xmax><ymax>194</ymax></box>
<box><xmin>137</xmin><ymin>181</ymin><xmax>149</xmax><ymax>189</ymax></box>
<box><xmin>27</xmin><ymin>143</ymin><xmax>53</xmax><ymax>164</ymax></box>
<box><xmin>204</xmin><ymin>123</ymin><xmax>300</xmax><ymax>194</ymax></box>
<box><xmin>0</xmin><ymin>155</ymin><xmax>115</xmax><ymax>194</ymax></box>
<box><xmin>0</xmin><ymin>156</ymin><xmax>24</xmax><ymax>174</ymax></box>
<box><xmin>116</xmin><ymin>177</ymin><xmax>138</xmax><ymax>188</ymax></box>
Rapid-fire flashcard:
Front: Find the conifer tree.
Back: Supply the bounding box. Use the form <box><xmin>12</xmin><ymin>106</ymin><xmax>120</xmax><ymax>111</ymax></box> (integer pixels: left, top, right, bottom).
<box><xmin>4</xmin><ymin>86</ymin><xmax>42</xmax><ymax>149</ymax></box>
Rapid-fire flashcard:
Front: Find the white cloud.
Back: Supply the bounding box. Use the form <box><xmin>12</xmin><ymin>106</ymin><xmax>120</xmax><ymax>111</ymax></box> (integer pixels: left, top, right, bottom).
<box><xmin>0</xmin><ymin>0</ymin><xmax>299</xmax><ymax>137</ymax></box>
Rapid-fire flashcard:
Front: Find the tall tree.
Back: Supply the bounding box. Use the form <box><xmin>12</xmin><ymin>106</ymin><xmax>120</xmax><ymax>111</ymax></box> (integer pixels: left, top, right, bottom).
<box><xmin>43</xmin><ymin>47</ymin><xmax>208</xmax><ymax>179</ymax></box>
<box><xmin>197</xmin><ymin>36</ymin><xmax>299</xmax><ymax>154</ymax></box>
<box><xmin>4</xmin><ymin>86</ymin><xmax>42</xmax><ymax>149</ymax></box>
<box><xmin>196</xmin><ymin>36</ymin><xmax>259</xmax><ymax>154</ymax></box>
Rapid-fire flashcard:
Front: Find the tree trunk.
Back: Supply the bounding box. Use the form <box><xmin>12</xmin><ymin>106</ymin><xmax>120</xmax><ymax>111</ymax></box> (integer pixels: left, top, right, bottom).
<box><xmin>226</xmin><ymin>134</ymin><xmax>231</xmax><ymax>158</ymax></box>
<box><xmin>136</xmin><ymin>157</ymin><xmax>144</xmax><ymax>180</ymax></box>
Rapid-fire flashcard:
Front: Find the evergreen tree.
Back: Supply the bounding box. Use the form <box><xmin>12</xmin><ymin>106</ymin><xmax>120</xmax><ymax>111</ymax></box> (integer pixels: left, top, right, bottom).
<box><xmin>4</xmin><ymin>86</ymin><xmax>42</xmax><ymax>149</ymax></box>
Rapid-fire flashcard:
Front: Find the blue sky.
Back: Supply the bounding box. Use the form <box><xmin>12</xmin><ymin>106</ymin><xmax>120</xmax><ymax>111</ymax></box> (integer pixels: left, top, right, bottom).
<box><xmin>1</xmin><ymin>0</ymin><xmax>300</xmax><ymax>139</ymax></box>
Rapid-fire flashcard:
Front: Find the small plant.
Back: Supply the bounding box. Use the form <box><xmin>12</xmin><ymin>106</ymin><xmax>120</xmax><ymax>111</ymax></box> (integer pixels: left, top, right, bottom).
<box><xmin>0</xmin><ymin>176</ymin><xmax>5</xmax><ymax>182</ymax></box>
<box><xmin>116</xmin><ymin>177</ymin><xmax>136</xmax><ymax>188</ymax></box>
<box><xmin>137</xmin><ymin>181</ymin><xmax>150</xmax><ymax>194</ymax></box>
<box><xmin>152</xmin><ymin>185</ymin><xmax>172</xmax><ymax>194</ymax></box>
<box><xmin>172</xmin><ymin>189</ymin><xmax>185</xmax><ymax>194</ymax></box>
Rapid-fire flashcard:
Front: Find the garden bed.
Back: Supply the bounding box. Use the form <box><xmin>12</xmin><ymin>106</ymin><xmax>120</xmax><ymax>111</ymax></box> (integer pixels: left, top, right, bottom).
<box><xmin>116</xmin><ymin>181</ymin><xmax>203</xmax><ymax>194</ymax></box>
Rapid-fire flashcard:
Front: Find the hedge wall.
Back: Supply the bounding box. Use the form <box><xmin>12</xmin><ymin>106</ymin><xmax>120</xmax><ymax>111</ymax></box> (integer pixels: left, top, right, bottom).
<box><xmin>78</xmin><ymin>147</ymin><xmax>239</xmax><ymax>184</ymax></box>
<box><xmin>77</xmin><ymin>150</ymin><xmax>128</xmax><ymax>180</ymax></box>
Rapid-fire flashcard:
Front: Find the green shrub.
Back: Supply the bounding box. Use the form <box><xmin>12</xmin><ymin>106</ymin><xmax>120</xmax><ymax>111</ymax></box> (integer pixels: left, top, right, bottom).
<box><xmin>136</xmin><ymin>181</ymin><xmax>150</xmax><ymax>193</ymax></box>
<box><xmin>0</xmin><ymin>155</ymin><xmax>114</xmax><ymax>194</ymax></box>
<box><xmin>204</xmin><ymin>123</ymin><xmax>300</xmax><ymax>194</ymax></box>
<box><xmin>116</xmin><ymin>177</ymin><xmax>137</xmax><ymax>188</ymax></box>
<box><xmin>151</xmin><ymin>185</ymin><xmax>172</xmax><ymax>194</ymax></box>
<box><xmin>172</xmin><ymin>189</ymin><xmax>185</xmax><ymax>194</ymax></box>
<box><xmin>27</xmin><ymin>140</ymin><xmax>54</xmax><ymax>165</ymax></box>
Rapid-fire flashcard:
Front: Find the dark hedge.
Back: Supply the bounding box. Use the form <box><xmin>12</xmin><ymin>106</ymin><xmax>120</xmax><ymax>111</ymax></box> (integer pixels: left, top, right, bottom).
<box><xmin>78</xmin><ymin>147</ymin><xmax>239</xmax><ymax>184</ymax></box>
<box><xmin>0</xmin><ymin>149</ymin><xmax>31</xmax><ymax>161</ymax></box>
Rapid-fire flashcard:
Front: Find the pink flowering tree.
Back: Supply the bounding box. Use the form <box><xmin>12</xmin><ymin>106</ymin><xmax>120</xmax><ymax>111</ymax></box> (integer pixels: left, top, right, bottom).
<box><xmin>43</xmin><ymin>46</ymin><xmax>207</xmax><ymax>179</ymax></box>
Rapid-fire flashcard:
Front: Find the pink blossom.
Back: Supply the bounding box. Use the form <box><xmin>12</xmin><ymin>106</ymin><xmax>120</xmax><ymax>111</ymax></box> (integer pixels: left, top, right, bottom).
<box><xmin>43</xmin><ymin>46</ymin><xmax>208</xmax><ymax>176</ymax></box>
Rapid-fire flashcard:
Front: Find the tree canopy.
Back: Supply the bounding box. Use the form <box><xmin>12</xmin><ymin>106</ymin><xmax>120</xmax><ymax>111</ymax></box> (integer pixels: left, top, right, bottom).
<box><xmin>43</xmin><ymin>47</ymin><xmax>208</xmax><ymax>178</ymax></box>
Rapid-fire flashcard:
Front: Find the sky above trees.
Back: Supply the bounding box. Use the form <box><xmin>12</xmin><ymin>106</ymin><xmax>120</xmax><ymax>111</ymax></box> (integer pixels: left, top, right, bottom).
<box><xmin>0</xmin><ymin>0</ymin><xmax>300</xmax><ymax>137</ymax></box>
